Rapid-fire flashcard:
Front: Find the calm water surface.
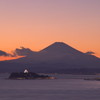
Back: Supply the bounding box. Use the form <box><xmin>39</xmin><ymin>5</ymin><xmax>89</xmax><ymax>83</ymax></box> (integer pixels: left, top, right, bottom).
<box><xmin>0</xmin><ymin>74</ymin><xmax>100</xmax><ymax>100</ymax></box>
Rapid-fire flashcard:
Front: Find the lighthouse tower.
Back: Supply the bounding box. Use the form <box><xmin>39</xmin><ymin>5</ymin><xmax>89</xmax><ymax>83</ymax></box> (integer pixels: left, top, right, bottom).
<box><xmin>24</xmin><ymin>69</ymin><xmax>29</xmax><ymax>73</ymax></box>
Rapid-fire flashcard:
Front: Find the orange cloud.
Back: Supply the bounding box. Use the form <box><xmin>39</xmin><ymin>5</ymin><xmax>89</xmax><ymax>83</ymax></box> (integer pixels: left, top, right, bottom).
<box><xmin>0</xmin><ymin>56</ymin><xmax>23</xmax><ymax>61</ymax></box>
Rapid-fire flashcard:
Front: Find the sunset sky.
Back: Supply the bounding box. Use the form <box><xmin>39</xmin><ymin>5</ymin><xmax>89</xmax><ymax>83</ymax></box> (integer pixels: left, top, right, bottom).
<box><xmin>0</xmin><ymin>0</ymin><xmax>100</xmax><ymax>59</ymax></box>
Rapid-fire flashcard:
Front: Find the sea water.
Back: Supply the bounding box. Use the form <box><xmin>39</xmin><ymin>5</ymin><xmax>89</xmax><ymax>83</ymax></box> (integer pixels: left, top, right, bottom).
<box><xmin>0</xmin><ymin>74</ymin><xmax>100</xmax><ymax>100</ymax></box>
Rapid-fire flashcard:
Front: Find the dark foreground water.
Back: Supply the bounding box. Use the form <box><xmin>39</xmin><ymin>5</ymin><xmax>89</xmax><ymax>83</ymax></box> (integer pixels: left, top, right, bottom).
<box><xmin>0</xmin><ymin>74</ymin><xmax>100</xmax><ymax>100</ymax></box>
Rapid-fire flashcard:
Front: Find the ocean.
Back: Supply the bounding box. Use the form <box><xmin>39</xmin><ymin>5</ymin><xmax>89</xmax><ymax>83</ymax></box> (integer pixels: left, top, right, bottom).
<box><xmin>0</xmin><ymin>73</ymin><xmax>100</xmax><ymax>100</ymax></box>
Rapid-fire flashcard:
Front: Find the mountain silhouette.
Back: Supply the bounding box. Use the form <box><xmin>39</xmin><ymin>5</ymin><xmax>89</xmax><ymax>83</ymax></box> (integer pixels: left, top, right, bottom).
<box><xmin>40</xmin><ymin>42</ymin><xmax>83</xmax><ymax>54</ymax></box>
<box><xmin>0</xmin><ymin>42</ymin><xmax>100</xmax><ymax>74</ymax></box>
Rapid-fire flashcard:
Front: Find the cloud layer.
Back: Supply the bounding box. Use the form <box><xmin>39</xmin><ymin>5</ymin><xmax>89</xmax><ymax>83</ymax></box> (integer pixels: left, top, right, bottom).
<box><xmin>13</xmin><ymin>47</ymin><xmax>35</xmax><ymax>56</ymax></box>
<box><xmin>0</xmin><ymin>50</ymin><xmax>10</xmax><ymax>56</ymax></box>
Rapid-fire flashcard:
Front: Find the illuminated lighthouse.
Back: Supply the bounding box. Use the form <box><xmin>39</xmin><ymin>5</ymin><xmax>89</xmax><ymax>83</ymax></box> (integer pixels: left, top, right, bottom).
<box><xmin>24</xmin><ymin>69</ymin><xmax>29</xmax><ymax>73</ymax></box>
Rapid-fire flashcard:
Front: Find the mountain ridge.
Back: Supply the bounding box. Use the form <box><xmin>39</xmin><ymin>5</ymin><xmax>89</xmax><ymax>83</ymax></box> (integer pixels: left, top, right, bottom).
<box><xmin>0</xmin><ymin>42</ymin><xmax>100</xmax><ymax>74</ymax></box>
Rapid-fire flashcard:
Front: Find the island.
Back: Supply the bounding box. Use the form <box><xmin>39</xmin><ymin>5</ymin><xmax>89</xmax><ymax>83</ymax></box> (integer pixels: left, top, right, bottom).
<box><xmin>9</xmin><ymin>69</ymin><xmax>56</xmax><ymax>80</ymax></box>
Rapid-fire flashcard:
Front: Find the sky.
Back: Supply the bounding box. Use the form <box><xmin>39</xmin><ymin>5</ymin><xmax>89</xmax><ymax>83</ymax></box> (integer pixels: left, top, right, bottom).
<box><xmin>0</xmin><ymin>0</ymin><xmax>100</xmax><ymax>59</ymax></box>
